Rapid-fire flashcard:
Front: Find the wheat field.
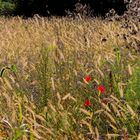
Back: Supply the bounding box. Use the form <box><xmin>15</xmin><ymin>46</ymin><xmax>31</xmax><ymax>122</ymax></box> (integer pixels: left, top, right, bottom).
<box><xmin>0</xmin><ymin>16</ymin><xmax>140</xmax><ymax>140</ymax></box>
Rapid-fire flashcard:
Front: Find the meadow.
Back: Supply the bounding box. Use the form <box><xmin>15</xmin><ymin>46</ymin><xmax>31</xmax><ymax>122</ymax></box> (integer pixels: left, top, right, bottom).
<box><xmin>0</xmin><ymin>16</ymin><xmax>140</xmax><ymax>140</ymax></box>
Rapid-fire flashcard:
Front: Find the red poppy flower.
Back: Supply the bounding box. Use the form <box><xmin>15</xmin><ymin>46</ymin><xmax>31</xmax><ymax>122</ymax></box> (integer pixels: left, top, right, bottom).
<box><xmin>84</xmin><ymin>75</ymin><xmax>91</xmax><ymax>82</ymax></box>
<box><xmin>98</xmin><ymin>85</ymin><xmax>106</xmax><ymax>94</ymax></box>
<box><xmin>85</xmin><ymin>99</ymin><xmax>91</xmax><ymax>107</ymax></box>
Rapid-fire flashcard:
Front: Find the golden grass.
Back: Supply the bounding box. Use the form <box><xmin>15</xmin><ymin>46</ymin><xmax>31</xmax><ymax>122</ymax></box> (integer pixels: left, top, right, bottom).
<box><xmin>0</xmin><ymin>16</ymin><xmax>140</xmax><ymax>139</ymax></box>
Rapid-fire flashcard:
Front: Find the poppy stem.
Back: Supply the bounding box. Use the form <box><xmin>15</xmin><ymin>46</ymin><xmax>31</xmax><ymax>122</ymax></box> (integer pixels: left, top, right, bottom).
<box><xmin>98</xmin><ymin>91</ymin><xmax>101</xmax><ymax>97</ymax></box>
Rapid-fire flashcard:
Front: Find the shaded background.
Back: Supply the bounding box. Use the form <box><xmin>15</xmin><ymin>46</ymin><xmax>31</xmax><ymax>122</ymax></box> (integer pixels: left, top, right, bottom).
<box><xmin>0</xmin><ymin>0</ymin><xmax>139</xmax><ymax>19</ymax></box>
<box><xmin>0</xmin><ymin>0</ymin><xmax>129</xmax><ymax>17</ymax></box>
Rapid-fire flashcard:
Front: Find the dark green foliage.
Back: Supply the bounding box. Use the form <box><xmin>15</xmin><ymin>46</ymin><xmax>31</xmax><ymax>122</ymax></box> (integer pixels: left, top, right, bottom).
<box><xmin>0</xmin><ymin>0</ymin><xmax>16</xmax><ymax>15</ymax></box>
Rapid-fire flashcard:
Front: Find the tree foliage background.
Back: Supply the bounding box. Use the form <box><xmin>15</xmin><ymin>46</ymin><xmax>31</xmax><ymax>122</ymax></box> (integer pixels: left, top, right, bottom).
<box><xmin>0</xmin><ymin>0</ymin><xmax>15</xmax><ymax>15</ymax></box>
<box><xmin>0</xmin><ymin>0</ymin><xmax>127</xmax><ymax>17</ymax></box>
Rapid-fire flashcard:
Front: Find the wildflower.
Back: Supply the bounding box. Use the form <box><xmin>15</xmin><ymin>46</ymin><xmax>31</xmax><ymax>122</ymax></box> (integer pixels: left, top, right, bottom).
<box><xmin>84</xmin><ymin>75</ymin><xmax>91</xmax><ymax>82</ymax></box>
<box><xmin>85</xmin><ymin>99</ymin><xmax>91</xmax><ymax>107</ymax></box>
<box><xmin>98</xmin><ymin>85</ymin><xmax>106</xmax><ymax>94</ymax></box>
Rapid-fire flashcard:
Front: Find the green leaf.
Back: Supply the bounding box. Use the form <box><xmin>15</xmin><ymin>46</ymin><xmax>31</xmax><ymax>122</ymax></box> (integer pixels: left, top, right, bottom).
<box><xmin>10</xmin><ymin>64</ymin><xmax>17</xmax><ymax>73</ymax></box>
<box><xmin>18</xmin><ymin>102</ymin><xmax>23</xmax><ymax>123</ymax></box>
<box><xmin>13</xmin><ymin>129</ymin><xmax>23</xmax><ymax>140</ymax></box>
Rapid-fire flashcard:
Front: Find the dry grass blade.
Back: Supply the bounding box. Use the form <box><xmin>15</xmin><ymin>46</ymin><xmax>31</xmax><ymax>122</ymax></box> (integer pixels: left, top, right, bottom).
<box><xmin>128</xmin><ymin>64</ymin><xmax>133</xmax><ymax>75</ymax></box>
<box><xmin>22</xmin><ymin>135</ymin><xmax>28</xmax><ymax>140</ymax></box>
<box><xmin>51</xmin><ymin>77</ymin><xmax>55</xmax><ymax>91</ymax></box>
<box><xmin>97</xmin><ymin>67</ymin><xmax>104</xmax><ymax>78</ymax></box>
<box><xmin>137</xmin><ymin>133</ymin><xmax>140</xmax><ymax>140</ymax></box>
<box><xmin>131</xmin><ymin>35</ymin><xmax>140</xmax><ymax>41</ymax></box>
<box><xmin>62</xmin><ymin>93</ymin><xmax>70</xmax><ymax>100</ymax></box>
<box><xmin>35</xmin><ymin>115</ymin><xmax>46</xmax><ymax>123</ymax></box>
<box><xmin>94</xmin><ymin>109</ymin><xmax>104</xmax><ymax>115</ymax></box>
<box><xmin>1</xmin><ymin>92</ymin><xmax>11</xmax><ymax>108</ymax></box>
<box><xmin>1</xmin><ymin>119</ymin><xmax>13</xmax><ymax>131</ymax></box>
<box><xmin>120</xmin><ymin>111</ymin><xmax>127</xmax><ymax>120</ymax></box>
<box><xmin>56</xmin><ymin>92</ymin><xmax>61</xmax><ymax>104</ymax></box>
<box><xmin>104</xmin><ymin>111</ymin><xmax>117</xmax><ymax>125</ymax></box>
<box><xmin>56</xmin><ymin>48</ymin><xmax>65</xmax><ymax>60</ymax></box>
<box><xmin>0</xmin><ymin>135</ymin><xmax>6</xmax><ymax>139</ymax></box>
<box><xmin>23</xmin><ymin>116</ymin><xmax>39</xmax><ymax>127</ymax></box>
<box><xmin>80</xmin><ymin>108</ymin><xmax>93</xmax><ymax>117</ymax></box>
<box><xmin>80</xmin><ymin>120</ymin><xmax>94</xmax><ymax>134</ymax></box>
<box><xmin>25</xmin><ymin>106</ymin><xmax>35</xmax><ymax>117</ymax></box>
<box><xmin>126</xmin><ymin>104</ymin><xmax>136</xmax><ymax>118</ymax></box>
<box><xmin>69</xmin><ymin>95</ymin><xmax>77</xmax><ymax>102</ymax></box>
<box><xmin>116</xmin><ymin>104</ymin><xmax>126</xmax><ymax>112</ymax></box>
<box><xmin>118</xmin><ymin>83</ymin><xmax>124</xmax><ymax>98</ymax></box>
<box><xmin>94</xmin><ymin>79</ymin><xmax>100</xmax><ymax>85</ymax></box>
<box><xmin>110</xmin><ymin>103</ymin><xmax>121</xmax><ymax>117</ymax></box>
<box><xmin>109</xmin><ymin>123</ymin><xmax>117</xmax><ymax>131</ymax></box>
<box><xmin>48</xmin><ymin>102</ymin><xmax>57</xmax><ymax>112</ymax></box>
<box><xmin>3</xmin><ymin>78</ymin><xmax>13</xmax><ymax>90</ymax></box>
<box><xmin>110</xmin><ymin>95</ymin><xmax>120</xmax><ymax>103</ymax></box>
<box><xmin>106</xmin><ymin>134</ymin><xmax>120</xmax><ymax>139</ymax></box>
<box><xmin>95</xmin><ymin>127</ymin><xmax>99</xmax><ymax>140</ymax></box>
<box><xmin>100</xmin><ymin>101</ymin><xmax>111</xmax><ymax>113</ymax></box>
<box><xmin>31</xmin><ymin>130</ymin><xmax>42</xmax><ymax>139</ymax></box>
